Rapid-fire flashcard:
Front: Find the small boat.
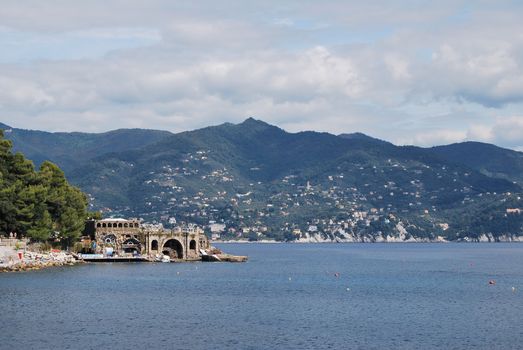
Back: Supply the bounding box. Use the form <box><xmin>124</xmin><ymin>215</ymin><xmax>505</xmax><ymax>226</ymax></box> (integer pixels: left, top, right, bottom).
<box><xmin>161</xmin><ymin>255</ymin><xmax>171</xmax><ymax>263</ymax></box>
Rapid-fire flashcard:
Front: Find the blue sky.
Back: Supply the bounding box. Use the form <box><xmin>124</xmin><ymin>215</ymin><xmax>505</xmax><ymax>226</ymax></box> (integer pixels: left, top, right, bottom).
<box><xmin>1</xmin><ymin>1</ymin><xmax>523</xmax><ymax>150</ymax></box>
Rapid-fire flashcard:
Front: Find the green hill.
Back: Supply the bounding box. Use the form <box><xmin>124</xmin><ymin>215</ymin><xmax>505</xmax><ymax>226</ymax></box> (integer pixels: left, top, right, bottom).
<box><xmin>2</xmin><ymin>123</ymin><xmax>171</xmax><ymax>172</ymax></box>
<box><xmin>430</xmin><ymin>142</ymin><xmax>523</xmax><ymax>186</ymax></box>
<box><xmin>2</xmin><ymin>118</ymin><xmax>523</xmax><ymax>242</ymax></box>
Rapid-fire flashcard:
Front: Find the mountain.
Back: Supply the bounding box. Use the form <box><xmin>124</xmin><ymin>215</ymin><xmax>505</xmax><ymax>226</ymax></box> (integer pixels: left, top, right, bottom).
<box><xmin>2</xmin><ymin>125</ymin><xmax>172</xmax><ymax>172</ymax></box>
<box><xmin>338</xmin><ymin>132</ymin><xmax>392</xmax><ymax>146</ymax></box>
<box><xmin>429</xmin><ymin>142</ymin><xmax>523</xmax><ymax>186</ymax></box>
<box><xmin>2</xmin><ymin>118</ymin><xmax>523</xmax><ymax>242</ymax></box>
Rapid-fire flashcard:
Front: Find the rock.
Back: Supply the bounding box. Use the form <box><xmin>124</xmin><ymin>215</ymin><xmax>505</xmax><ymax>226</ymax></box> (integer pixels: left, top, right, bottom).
<box><xmin>0</xmin><ymin>249</ymin><xmax>79</xmax><ymax>273</ymax></box>
<box><xmin>217</xmin><ymin>254</ymin><xmax>248</xmax><ymax>262</ymax></box>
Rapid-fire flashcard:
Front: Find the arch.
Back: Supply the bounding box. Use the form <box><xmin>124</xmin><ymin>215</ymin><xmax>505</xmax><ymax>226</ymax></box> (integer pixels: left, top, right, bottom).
<box><xmin>162</xmin><ymin>239</ymin><xmax>184</xmax><ymax>259</ymax></box>
<box><xmin>102</xmin><ymin>223</ymin><xmax>107</xmax><ymax>228</ymax></box>
<box><xmin>122</xmin><ymin>238</ymin><xmax>141</xmax><ymax>254</ymax></box>
<box><xmin>96</xmin><ymin>223</ymin><xmax>101</xmax><ymax>228</ymax></box>
<box><xmin>118</xmin><ymin>223</ymin><xmax>123</xmax><ymax>228</ymax></box>
<box><xmin>134</xmin><ymin>223</ymin><xmax>139</xmax><ymax>228</ymax></box>
<box><xmin>189</xmin><ymin>240</ymin><xmax>196</xmax><ymax>250</ymax></box>
<box><xmin>151</xmin><ymin>240</ymin><xmax>159</xmax><ymax>251</ymax></box>
<box><xmin>124</xmin><ymin>223</ymin><xmax>128</xmax><ymax>228</ymax></box>
<box><xmin>103</xmin><ymin>234</ymin><xmax>117</xmax><ymax>245</ymax></box>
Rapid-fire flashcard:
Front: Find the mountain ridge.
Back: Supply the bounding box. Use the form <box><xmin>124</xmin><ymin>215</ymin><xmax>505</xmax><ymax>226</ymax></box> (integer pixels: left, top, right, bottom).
<box><xmin>2</xmin><ymin>124</ymin><xmax>172</xmax><ymax>172</ymax></box>
<box><xmin>429</xmin><ymin>141</ymin><xmax>523</xmax><ymax>185</ymax></box>
<box><xmin>2</xmin><ymin>118</ymin><xmax>523</xmax><ymax>242</ymax></box>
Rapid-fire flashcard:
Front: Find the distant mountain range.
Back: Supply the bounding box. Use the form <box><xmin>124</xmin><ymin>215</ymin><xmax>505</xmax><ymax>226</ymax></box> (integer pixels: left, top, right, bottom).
<box><xmin>2</xmin><ymin>118</ymin><xmax>523</xmax><ymax>242</ymax></box>
<box><xmin>0</xmin><ymin>122</ymin><xmax>171</xmax><ymax>173</ymax></box>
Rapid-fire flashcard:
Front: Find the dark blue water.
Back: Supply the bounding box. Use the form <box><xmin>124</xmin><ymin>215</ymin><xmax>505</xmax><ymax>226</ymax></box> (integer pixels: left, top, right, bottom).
<box><xmin>1</xmin><ymin>244</ymin><xmax>522</xmax><ymax>350</ymax></box>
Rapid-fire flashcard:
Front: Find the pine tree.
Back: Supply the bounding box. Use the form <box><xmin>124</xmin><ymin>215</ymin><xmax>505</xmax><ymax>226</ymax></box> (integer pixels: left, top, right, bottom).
<box><xmin>27</xmin><ymin>205</ymin><xmax>53</xmax><ymax>241</ymax></box>
<box><xmin>0</xmin><ymin>128</ymin><xmax>88</xmax><ymax>243</ymax></box>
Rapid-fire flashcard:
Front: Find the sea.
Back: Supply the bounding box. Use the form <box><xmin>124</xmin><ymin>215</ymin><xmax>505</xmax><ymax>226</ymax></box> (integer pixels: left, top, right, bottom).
<box><xmin>0</xmin><ymin>243</ymin><xmax>522</xmax><ymax>350</ymax></box>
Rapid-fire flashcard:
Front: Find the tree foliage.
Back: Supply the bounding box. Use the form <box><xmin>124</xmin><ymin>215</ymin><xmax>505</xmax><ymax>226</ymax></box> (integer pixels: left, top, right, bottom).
<box><xmin>0</xmin><ymin>130</ymin><xmax>88</xmax><ymax>246</ymax></box>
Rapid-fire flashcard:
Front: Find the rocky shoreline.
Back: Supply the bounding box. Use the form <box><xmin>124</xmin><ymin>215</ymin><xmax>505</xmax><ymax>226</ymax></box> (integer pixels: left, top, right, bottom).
<box><xmin>215</xmin><ymin>233</ymin><xmax>523</xmax><ymax>244</ymax></box>
<box><xmin>0</xmin><ymin>250</ymin><xmax>80</xmax><ymax>273</ymax></box>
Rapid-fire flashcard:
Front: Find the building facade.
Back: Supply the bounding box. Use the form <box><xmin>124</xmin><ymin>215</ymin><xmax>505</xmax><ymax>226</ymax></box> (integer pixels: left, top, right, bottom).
<box><xmin>84</xmin><ymin>218</ymin><xmax>210</xmax><ymax>260</ymax></box>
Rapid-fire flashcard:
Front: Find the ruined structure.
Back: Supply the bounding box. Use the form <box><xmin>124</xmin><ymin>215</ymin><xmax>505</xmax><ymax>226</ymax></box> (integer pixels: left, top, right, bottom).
<box><xmin>83</xmin><ymin>218</ymin><xmax>210</xmax><ymax>260</ymax></box>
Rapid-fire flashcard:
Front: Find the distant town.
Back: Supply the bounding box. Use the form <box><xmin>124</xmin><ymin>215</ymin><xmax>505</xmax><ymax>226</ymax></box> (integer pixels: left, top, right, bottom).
<box><xmin>4</xmin><ymin>119</ymin><xmax>523</xmax><ymax>242</ymax></box>
<box><xmin>95</xmin><ymin>149</ymin><xmax>522</xmax><ymax>242</ymax></box>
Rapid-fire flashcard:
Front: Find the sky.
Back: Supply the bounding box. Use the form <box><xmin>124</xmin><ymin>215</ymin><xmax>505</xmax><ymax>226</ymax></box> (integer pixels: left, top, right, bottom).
<box><xmin>1</xmin><ymin>1</ymin><xmax>523</xmax><ymax>150</ymax></box>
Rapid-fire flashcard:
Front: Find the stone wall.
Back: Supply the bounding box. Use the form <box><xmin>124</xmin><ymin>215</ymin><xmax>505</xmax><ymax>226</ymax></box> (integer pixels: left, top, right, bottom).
<box><xmin>89</xmin><ymin>219</ymin><xmax>210</xmax><ymax>260</ymax></box>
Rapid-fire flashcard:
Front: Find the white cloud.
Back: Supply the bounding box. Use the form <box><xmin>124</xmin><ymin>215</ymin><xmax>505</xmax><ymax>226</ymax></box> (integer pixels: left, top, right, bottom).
<box><xmin>396</xmin><ymin>129</ymin><xmax>468</xmax><ymax>147</ymax></box>
<box><xmin>467</xmin><ymin>125</ymin><xmax>494</xmax><ymax>142</ymax></box>
<box><xmin>1</xmin><ymin>1</ymin><xmax>523</xmax><ymax>150</ymax></box>
<box><xmin>490</xmin><ymin>117</ymin><xmax>523</xmax><ymax>147</ymax></box>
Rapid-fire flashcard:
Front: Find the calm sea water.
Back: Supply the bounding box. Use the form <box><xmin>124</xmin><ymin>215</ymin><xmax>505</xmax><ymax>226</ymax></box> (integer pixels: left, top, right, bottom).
<box><xmin>0</xmin><ymin>243</ymin><xmax>522</xmax><ymax>350</ymax></box>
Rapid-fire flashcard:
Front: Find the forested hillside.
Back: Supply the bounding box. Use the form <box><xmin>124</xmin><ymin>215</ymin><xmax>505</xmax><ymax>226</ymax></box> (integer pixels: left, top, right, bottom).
<box><xmin>429</xmin><ymin>142</ymin><xmax>523</xmax><ymax>186</ymax></box>
<box><xmin>0</xmin><ymin>130</ymin><xmax>89</xmax><ymax>247</ymax></box>
<box><xmin>0</xmin><ymin>122</ymin><xmax>171</xmax><ymax>172</ymax></box>
<box><xmin>2</xmin><ymin>119</ymin><xmax>523</xmax><ymax>242</ymax></box>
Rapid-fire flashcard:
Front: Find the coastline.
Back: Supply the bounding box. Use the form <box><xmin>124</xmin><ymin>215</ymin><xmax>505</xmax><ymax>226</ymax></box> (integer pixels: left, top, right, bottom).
<box><xmin>213</xmin><ymin>236</ymin><xmax>523</xmax><ymax>244</ymax></box>
<box><xmin>0</xmin><ymin>248</ymin><xmax>80</xmax><ymax>273</ymax></box>
<box><xmin>3</xmin><ymin>237</ymin><xmax>521</xmax><ymax>272</ymax></box>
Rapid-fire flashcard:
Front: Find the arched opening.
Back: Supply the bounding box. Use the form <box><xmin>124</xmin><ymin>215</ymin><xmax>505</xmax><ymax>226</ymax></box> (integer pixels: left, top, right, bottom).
<box><xmin>162</xmin><ymin>239</ymin><xmax>183</xmax><ymax>260</ymax></box>
<box><xmin>102</xmin><ymin>223</ymin><xmax>107</xmax><ymax>228</ymax></box>
<box><xmin>124</xmin><ymin>223</ymin><xmax>128</xmax><ymax>228</ymax></box>
<box><xmin>118</xmin><ymin>223</ymin><xmax>123</xmax><ymax>228</ymax></box>
<box><xmin>151</xmin><ymin>240</ymin><xmax>158</xmax><ymax>251</ymax></box>
<box><xmin>189</xmin><ymin>240</ymin><xmax>196</xmax><ymax>250</ymax></box>
<box><xmin>151</xmin><ymin>239</ymin><xmax>158</xmax><ymax>250</ymax></box>
<box><xmin>122</xmin><ymin>238</ymin><xmax>141</xmax><ymax>254</ymax></box>
<box><xmin>134</xmin><ymin>223</ymin><xmax>139</xmax><ymax>228</ymax></box>
<box><xmin>96</xmin><ymin>223</ymin><xmax>101</xmax><ymax>228</ymax></box>
<box><xmin>103</xmin><ymin>234</ymin><xmax>116</xmax><ymax>246</ymax></box>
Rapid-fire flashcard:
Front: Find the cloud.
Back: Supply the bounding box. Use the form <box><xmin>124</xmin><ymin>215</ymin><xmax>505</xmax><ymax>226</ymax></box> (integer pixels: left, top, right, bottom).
<box><xmin>483</xmin><ymin>117</ymin><xmax>523</xmax><ymax>149</ymax></box>
<box><xmin>0</xmin><ymin>27</ymin><xmax>161</xmax><ymax>64</ymax></box>
<box><xmin>396</xmin><ymin>129</ymin><xmax>468</xmax><ymax>147</ymax></box>
<box><xmin>0</xmin><ymin>45</ymin><xmax>367</xmax><ymax>128</ymax></box>
<box><xmin>1</xmin><ymin>1</ymin><xmax>523</xmax><ymax>150</ymax></box>
<box><xmin>467</xmin><ymin>125</ymin><xmax>494</xmax><ymax>142</ymax></box>
<box><xmin>459</xmin><ymin>116</ymin><xmax>523</xmax><ymax>150</ymax></box>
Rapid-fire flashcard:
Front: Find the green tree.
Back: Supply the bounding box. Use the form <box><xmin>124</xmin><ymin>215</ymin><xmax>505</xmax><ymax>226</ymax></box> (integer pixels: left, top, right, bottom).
<box><xmin>38</xmin><ymin>161</ymin><xmax>67</xmax><ymax>219</ymax></box>
<box><xmin>58</xmin><ymin>207</ymin><xmax>85</xmax><ymax>249</ymax></box>
<box><xmin>0</xmin><ymin>129</ymin><xmax>89</xmax><ymax>244</ymax></box>
<box><xmin>27</xmin><ymin>206</ymin><xmax>53</xmax><ymax>241</ymax></box>
<box><xmin>88</xmin><ymin>211</ymin><xmax>103</xmax><ymax>220</ymax></box>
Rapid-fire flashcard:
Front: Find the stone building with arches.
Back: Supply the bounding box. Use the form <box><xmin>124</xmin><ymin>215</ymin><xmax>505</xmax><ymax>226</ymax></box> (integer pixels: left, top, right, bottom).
<box><xmin>84</xmin><ymin>218</ymin><xmax>210</xmax><ymax>261</ymax></box>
